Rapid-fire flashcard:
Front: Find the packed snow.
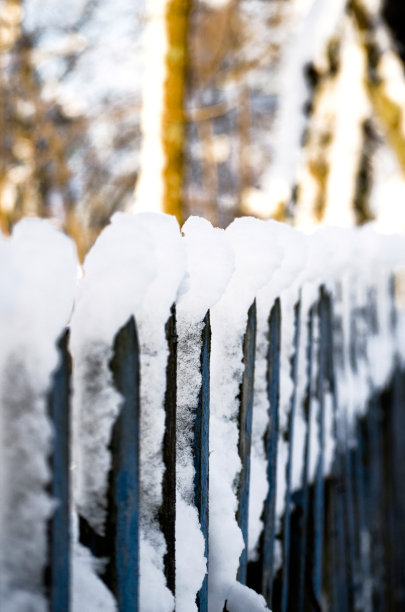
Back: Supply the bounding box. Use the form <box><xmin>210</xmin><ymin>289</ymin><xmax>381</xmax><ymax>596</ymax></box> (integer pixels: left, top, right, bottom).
<box><xmin>0</xmin><ymin>219</ymin><xmax>77</xmax><ymax>611</ymax></box>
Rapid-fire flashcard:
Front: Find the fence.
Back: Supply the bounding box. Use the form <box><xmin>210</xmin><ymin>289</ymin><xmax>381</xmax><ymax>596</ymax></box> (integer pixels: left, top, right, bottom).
<box><xmin>13</xmin><ymin>289</ymin><xmax>405</xmax><ymax>611</ymax></box>
<box><xmin>1</xmin><ymin>216</ymin><xmax>405</xmax><ymax>612</ymax></box>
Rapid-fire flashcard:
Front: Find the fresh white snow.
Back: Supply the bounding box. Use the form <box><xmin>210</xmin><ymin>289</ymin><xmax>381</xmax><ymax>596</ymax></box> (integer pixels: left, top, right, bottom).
<box><xmin>0</xmin><ymin>219</ymin><xmax>77</xmax><ymax>611</ymax></box>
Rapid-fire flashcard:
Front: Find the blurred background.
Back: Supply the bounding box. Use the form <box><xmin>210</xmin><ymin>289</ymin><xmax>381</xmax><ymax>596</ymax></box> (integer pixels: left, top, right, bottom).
<box><xmin>0</xmin><ymin>0</ymin><xmax>405</xmax><ymax>259</ymax></box>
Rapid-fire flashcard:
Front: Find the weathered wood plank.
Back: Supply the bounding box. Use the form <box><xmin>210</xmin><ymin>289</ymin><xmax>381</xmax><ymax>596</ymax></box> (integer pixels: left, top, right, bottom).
<box><xmin>325</xmin><ymin>291</ymin><xmax>350</xmax><ymax>612</ymax></box>
<box><xmin>106</xmin><ymin>315</ymin><xmax>141</xmax><ymax>609</ymax></box>
<box><xmin>261</xmin><ymin>298</ymin><xmax>281</xmax><ymax>606</ymax></box>
<box><xmin>295</xmin><ymin>304</ymin><xmax>315</xmax><ymax>612</ymax></box>
<box><xmin>47</xmin><ymin>329</ymin><xmax>72</xmax><ymax>612</ymax></box>
<box><xmin>281</xmin><ymin>299</ymin><xmax>301</xmax><ymax>612</ymax></box>
<box><xmin>159</xmin><ymin>305</ymin><xmax>178</xmax><ymax>596</ymax></box>
<box><xmin>312</xmin><ymin>287</ymin><xmax>328</xmax><ymax>603</ymax></box>
<box><xmin>237</xmin><ymin>300</ymin><xmax>257</xmax><ymax>585</ymax></box>
<box><xmin>194</xmin><ymin>311</ymin><xmax>211</xmax><ymax>611</ymax></box>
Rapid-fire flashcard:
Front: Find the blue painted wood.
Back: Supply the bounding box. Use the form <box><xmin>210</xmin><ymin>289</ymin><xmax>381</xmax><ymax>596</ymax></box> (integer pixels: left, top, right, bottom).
<box><xmin>367</xmin><ymin>394</ymin><xmax>385</xmax><ymax>611</ymax></box>
<box><xmin>296</xmin><ymin>304</ymin><xmax>315</xmax><ymax>612</ymax></box>
<box><xmin>390</xmin><ymin>364</ymin><xmax>405</xmax><ymax>608</ymax></box>
<box><xmin>281</xmin><ymin>298</ymin><xmax>301</xmax><ymax>612</ymax></box>
<box><xmin>337</xmin><ymin>295</ymin><xmax>366</xmax><ymax>612</ymax></box>
<box><xmin>261</xmin><ymin>298</ymin><xmax>281</xmax><ymax>606</ymax></box>
<box><xmin>237</xmin><ymin>300</ymin><xmax>257</xmax><ymax>585</ymax></box>
<box><xmin>159</xmin><ymin>305</ymin><xmax>177</xmax><ymax>596</ymax></box>
<box><xmin>328</xmin><ymin>293</ymin><xmax>357</xmax><ymax>610</ymax></box>
<box><xmin>332</xmin><ymin>473</ymin><xmax>350</xmax><ymax>612</ymax></box>
<box><xmin>312</xmin><ymin>287</ymin><xmax>328</xmax><ymax>602</ymax></box>
<box><xmin>325</xmin><ymin>295</ymin><xmax>350</xmax><ymax>612</ymax></box>
<box><xmin>385</xmin><ymin>282</ymin><xmax>405</xmax><ymax>608</ymax></box>
<box><xmin>106</xmin><ymin>315</ymin><xmax>140</xmax><ymax>610</ymax></box>
<box><xmin>194</xmin><ymin>311</ymin><xmax>211</xmax><ymax>611</ymax></box>
<box><xmin>313</xmin><ymin>428</ymin><xmax>324</xmax><ymax>599</ymax></box>
<box><xmin>47</xmin><ymin>329</ymin><xmax>71</xmax><ymax>611</ymax></box>
<box><xmin>342</xmin><ymin>417</ymin><xmax>358</xmax><ymax>609</ymax></box>
<box><xmin>344</xmin><ymin>297</ymin><xmax>368</xmax><ymax>610</ymax></box>
<box><xmin>353</xmin><ymin>417</ymin><xmax>371</xmax><ymax>612</ymax></box>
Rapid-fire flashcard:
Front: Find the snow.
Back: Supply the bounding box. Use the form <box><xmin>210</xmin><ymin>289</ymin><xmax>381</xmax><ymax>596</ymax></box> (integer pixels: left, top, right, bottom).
<box><xmin>371</xmin><ymin>144</ymin><xmax>405</xmax><ymax>233</ymax></box>
<box><xmin>0</xmin><ymin>219</ymin><xmax>77</xmax><ymax>611</ymax></box>
<box><xmin>72</xmin><ymin>514</ymin><xmax>117</xmax><ymax>612</ymax></box>
<box><xmin>177</xmin><ymin>216</ymin><xmax>235</xmax><ymax>323</ymax></box>
<box><xmin>261</xmin><ymin>0</ymin><xmax>347</xmax><ymax>214</ymax></box>
<box><xmin>175</xmin><ymin>498</ymin><xmax>207</xmax><ymax>612</ymax></box>
<box><xmin>323</xmin><ymin>20</ymin><xmax>369</xmax><ymax>226</ymax></box>
<box><xmin>379</xmin><ymin>50</ymin><xmax>405</xmax><ymax>116</ymax></box>
<box><xmin>226</xmin><ymin>581</ymin><xmax>269</xmax><ymax>612</ymax></box>
<box><xmin>73</xmin><ymin>543</ymin><xmax>117</xmax><ymax>612</ymax></box>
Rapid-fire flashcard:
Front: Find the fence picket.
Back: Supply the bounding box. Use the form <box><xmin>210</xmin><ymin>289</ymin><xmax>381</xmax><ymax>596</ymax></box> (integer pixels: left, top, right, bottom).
<box><xmin>366</xmin><ymin>393</ymin><xmax>385</xmax><ymax>611</ymax></box>
<box><xmin>159</xmin><ymin>305</ymin><xmax>178</xmax><ymax>597</ymax></box>
<box><xmin>194</xmin><ymin>311</ymin><xmax>211</xmax><ymax>611</ymax></box>
<box><xmin>353</xmin><ymin>417</ymin><xmax>371</xmax><ymax>612</ymax></box>
<box><xmin>106</xmin><ymin>315</ymin><xmax>140</xmax><ymax>609</ymax></box>
<box><xmin>390</xmin><ymin>365</ymin><xmax>405</xmax><ymax>608</ymax></box>
<box><xmin>77</xmin><ymin>316</ymin><xmax>141</xmax><ymax>608</ymax></box>
<box><xmin>326</xmin><ymin>291</ymin><xmax>351</xmax><ymax>612</ymax></box>
<box><xmin>236</xmin><ymin>300</ymin><xmax>257</xmax><ymax>585</ymax></box>
<box><xmin>296</xmin><ymin>304</ymin><xmax>315</xmax><ymax>612</ymax></box>
<box><xmin>280</xmin><ymin>299</ymin><xmax>301</xmax><ymax>612</ymax></box>
<box><xmin>345</xmin><ymin>302</ymin><xmax>361</xmax><ymax>610</ymax></box>
<box><xmin>47</xmin><ymin>329</ymin><xmax>71</xmax><ymax>611</ymax></box>
<box><xmin>259</xmin><ymin>298</ymin><xmax>281</xmax><ymax>607</ymax></box>
<box><xmin>312</xmin><ymin>288</ymin><xmax>329</xmax><ymax>604</ymax></box>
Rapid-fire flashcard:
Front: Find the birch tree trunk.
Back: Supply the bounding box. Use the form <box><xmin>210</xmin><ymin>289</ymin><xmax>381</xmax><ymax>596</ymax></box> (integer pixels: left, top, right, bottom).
<box><xmin>134</xmin><ymin>0</ymin><xmax>191</xmax><ymax>222</ymax></box>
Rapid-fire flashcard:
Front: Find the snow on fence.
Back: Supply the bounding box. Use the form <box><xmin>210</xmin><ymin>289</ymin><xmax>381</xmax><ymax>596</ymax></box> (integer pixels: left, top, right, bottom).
<box><xmin>1</xmin><ymin>214</ymin><xmax>405</xmax><ymax>612</ymax></box>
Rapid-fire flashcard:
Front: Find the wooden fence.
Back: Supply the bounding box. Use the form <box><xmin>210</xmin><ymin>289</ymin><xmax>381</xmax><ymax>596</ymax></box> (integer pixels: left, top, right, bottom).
<box><xmin>6</xmin><ymin>282</ymin><xmax>405</xmax><ymax>611</ymax></box>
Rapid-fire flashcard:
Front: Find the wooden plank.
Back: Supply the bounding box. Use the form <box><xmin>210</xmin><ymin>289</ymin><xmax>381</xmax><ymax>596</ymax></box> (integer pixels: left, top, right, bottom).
<box><xmin>341</xmin><ymin>302</ymin><xmax>364</xmax><ymax>611</ymax></box>
<box><xmin>237</xmin><ymin>300</ymin><xmax>257</xmax><ymax>585</ymax></box>
<box><xmin>385</xmin><ymin>278</ymin><xmax>405</xmax><ymax>607</ymax></box>
<box><xmin>312</xmin><ymin>287</ymin><xmax>328</xmax><ymax>603</ymax></box>
<box><xmin>194</xmin><ymin>311</ymin><xmax>211</xmax><ymax>611</ymax></box>
<box><xmin>389</xmin><ymin>365</ymin><xmax>405</xmax><ymax>608</ymax></box>
<box><xmin>79</xmin><ymin>316</ymin><xmax>141</xmax><ymax>607</ymax></box>
<box><xmin>342</xmin><ymin>421</ymin><xmax>358</xmax><ymax>610</ymax></box>
<box><xmin>327</xmin><ymin>463</ymin><xmax>350</xmax><ymax>612</ymax></box>
<box><xmin>295</xmin><ymin>304</ymin><xmax>315</xmax><ymax>612</ymax></box>
<box><xmin>46</xmin><ymin>329</ymin><xmax>71</xmax><ymax>612</ymax></box>
<box><xmin>261</xmin><ymin>298</ymin><xmax>281</xmax><ymax>606</ymax></box>
<box><xmin>367</xmin><ymin>394</ymin><xmax>386</xmax><ymax>611</ymax></box>
<box><xmin>325</xmin><ymin>293</ymin><xmax>350</xmax><ymax>612</ymax></box>
<box><xmin>104</xmin><ymin>315</ymin><xmax>141</xmax><ymax>609</ymax></box>
<box><xmin>159</xmin><ymin>305</ymin><xmax>177</xmax><ymax>596</ymax></box>
<box><xmin>331</xmin><ymin>291</ymin><xmax>357</xmax><ymax>611</ymax></box>
<box><xmin>353</xmin><ymin>417</ymin><xmax>372</xmax><ymax>612</ymax></box>
<box><xmin>281</xmin><ymin>298</ymin><xmax>301</xmax><ymax>612</ymax></box>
